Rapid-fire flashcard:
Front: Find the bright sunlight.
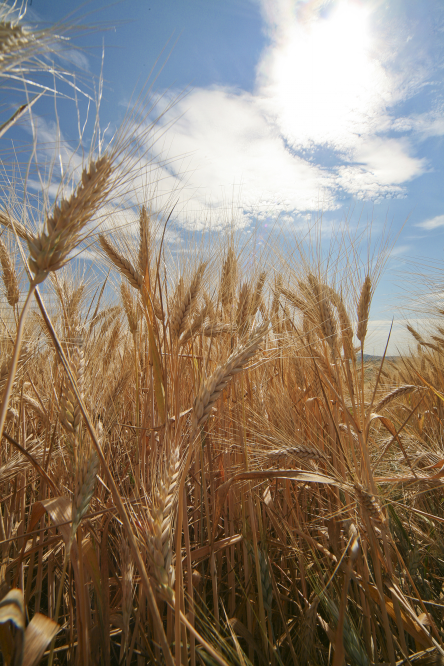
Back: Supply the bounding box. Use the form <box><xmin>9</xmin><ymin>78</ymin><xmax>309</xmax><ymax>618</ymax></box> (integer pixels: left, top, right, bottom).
<box><xmin>261</xmin><ymin>0</ymin><xmax>390</xmax><ymax>150</ymax></box>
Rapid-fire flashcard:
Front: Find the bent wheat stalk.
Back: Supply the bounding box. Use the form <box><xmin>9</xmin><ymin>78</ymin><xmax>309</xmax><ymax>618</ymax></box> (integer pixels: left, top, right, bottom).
<box><xmin>0</xmin><ymin>155</ymin><xmax>113</xmax><ymax>448</ymax></box>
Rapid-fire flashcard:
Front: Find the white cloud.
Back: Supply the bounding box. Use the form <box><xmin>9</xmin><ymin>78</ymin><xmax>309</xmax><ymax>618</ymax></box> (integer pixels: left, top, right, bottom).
<box><xmin>417</xmin><ymin>214</ymin><xmax>444</xmax><ymax>230</ymax></box>
<box><xmin>58</xmin><ymin>49</ymin><xmax>90</xmax><ymax>72</ymax></box>
<box><xmin>146</xmin><ymin>0</ymin><xmax>435</xmax><ymax>223</ymax></box>
<box><xmin>335</xmin><ymin>137</ymin><xmax>426</xmax><ymax>199</ymax></box>
<box><xmin>353</xmin><ymin>138</ymin><xmax>425</xmax><ymax>185</ymax></box>
<box><xmin>393</xmin><ymin>111</ymin><xmax>444</xmax><ymax>138</ymax></box>
<box><xmin>156</xmin><ymin>88</ymin><xmax>336</xmax><ymax>224</ymax></box>
<box><xmin>364</xmin><ymin>317</ymin><xmax>443</xmax><ymax>356</ymax></box>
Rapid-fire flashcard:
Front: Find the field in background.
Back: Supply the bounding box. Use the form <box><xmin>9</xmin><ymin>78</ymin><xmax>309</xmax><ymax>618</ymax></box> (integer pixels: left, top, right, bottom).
<box><xmin>2</xmin><ymin>5</ymin><xmax>444</xmax><ymax>666</ymax></box>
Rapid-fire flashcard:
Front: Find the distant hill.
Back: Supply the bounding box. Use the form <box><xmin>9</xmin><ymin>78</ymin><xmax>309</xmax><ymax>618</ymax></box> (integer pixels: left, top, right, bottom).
<box><xmin>361</xmin><ymin>354</ymin><xmax>399</xmax><ymax>362</ymax></box>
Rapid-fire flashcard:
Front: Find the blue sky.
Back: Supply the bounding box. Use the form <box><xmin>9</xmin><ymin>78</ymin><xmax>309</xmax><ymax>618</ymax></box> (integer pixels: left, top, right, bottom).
<box><xmin>4</xmin><ymin>0</ymin><xmax>444</xmax><ymax>353</ymax></box>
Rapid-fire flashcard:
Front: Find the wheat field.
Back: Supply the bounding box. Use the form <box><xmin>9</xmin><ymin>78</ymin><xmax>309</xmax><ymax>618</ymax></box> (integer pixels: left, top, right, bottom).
<box><xmin>1</xmin><ymin>5</ymin><xmax>444</xmax><ymax>666</ymax></box>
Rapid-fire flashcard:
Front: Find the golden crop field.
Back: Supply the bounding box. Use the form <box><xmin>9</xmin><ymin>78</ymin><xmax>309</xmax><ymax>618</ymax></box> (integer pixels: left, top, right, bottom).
<box><xmin>0</xmin><ymin>5</ymin><xmax>444</xmax><ymax>666</ymax></box>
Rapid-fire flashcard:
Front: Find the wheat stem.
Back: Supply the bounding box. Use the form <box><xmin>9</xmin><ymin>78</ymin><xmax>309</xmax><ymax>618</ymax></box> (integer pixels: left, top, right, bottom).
<box><xmin>0</xmin><ymin>283</ymin><xmax>35</xmax><ymax>446</ymax></box>
<box><xmin>32</xmin><ymin>287</ymin><xmax>175</xmax><ymax>666</ymax></box>
<box><xmin>0</xmin><ymin>237</ymin><xmax>19</xmax><ymax>308</ymax></box>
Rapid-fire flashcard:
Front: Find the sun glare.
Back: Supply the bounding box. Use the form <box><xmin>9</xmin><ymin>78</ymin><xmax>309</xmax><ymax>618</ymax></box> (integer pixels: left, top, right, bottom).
<box><xmin>261</xmin><ymin>0</ymin><xmax>389</xmax><ymax>150</ymax></box>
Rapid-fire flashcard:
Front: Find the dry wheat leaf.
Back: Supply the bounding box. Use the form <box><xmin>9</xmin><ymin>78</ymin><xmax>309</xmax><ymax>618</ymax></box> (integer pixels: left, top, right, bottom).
<box><xmin>366</xmin><ymin>584</ymin><xmax>433</xmax><ymax>648</ymax></box>
<box><xmin>22</xmin><ymin>613</ymin><xmax>59</xmax><ymax>666</ymax></box>
<box><xmin>0</xmin><ymin>589</ymin><xmax>25</xmax><ymax>665</ymax></box>
<box><xmin>28</xmin><ymin>497</ymin><xmax>72</xmax><ymax>546</ymax></box>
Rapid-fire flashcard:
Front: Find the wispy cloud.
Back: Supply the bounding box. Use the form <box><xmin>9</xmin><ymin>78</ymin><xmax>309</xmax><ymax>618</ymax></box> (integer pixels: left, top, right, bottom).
<box><xmin>417</xmin><ymin>214</ymin><xmax>444</xmax><ymax>230</ymax></box>
<box><xmin>392</xmin><ymin>111</ymin><xmax>444</xmax><ymax>138</ymax></box>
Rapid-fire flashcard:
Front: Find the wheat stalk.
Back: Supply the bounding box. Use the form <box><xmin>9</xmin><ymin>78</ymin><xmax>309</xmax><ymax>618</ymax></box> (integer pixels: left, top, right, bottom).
<box><xmin>267</xmin><ymin>444</ymin><xmax>328</xmax><ymax>463</ymax></box>
<box><xmin>354</xmin><ymin>483</ymin><xmax>384</xmax><ymax>523</ymax></box>
<box><xmin>170</xmin><ymin>262</ymin><xmax>206</xmax><ymax>340</ymax></box>
<box><xmin>219</xmin><ymin>247</ymin><xmax>237</xmax><ymax>312</ymax></box>
<box><xmin>192</xmin><ymin>323</ymin><xmax>268</xmax><ymax>432</ymax></box>
<box><xmin>60</xmin><ymin>339</ymin><xmax>84</xmax><ymax>436</ymax></box>
<box><xmin>236</xmin><ymin>282</ymin><xmax>251</xmax><ymax>335</ymax></box>
<box><xmin>138</xmin><ymin>204</ymin><xmax>151</xmax><ymax>276</ymax></box>
<box><xmin>0</xmin><ymin>237</ymin><xmax>19</xmax><ymax>308</ymax></box>
<box><xmin>356</xmin><ymin>276</ymin><xmax>372</xmax><ymax>344</ymax></box>
<box><xmin>119</xmin><ymin>535</ymin><xmax>134</xmax><ymax>660</ymax></box>
<box><xmin>0</xmin><ymin>210</ymin><xmax>33</xmax><ymax>243</ymax></box>
<box><xmin>120</xmin><ymin>281</ymin><xmax>139</xmax><ymax>335</ymax></box>
<box><xmin>146</xmin><ymin>446</ymin><xmax>180</xmax><ymax>599</ymax></box>
<box><xmin>98</xmin><ymin>234</ymin><xmax>143</xmax><ymax>290</ymax></box>
<box><xmin>374</xmin><ymin>385</ymin><xmax>418</xmax><ymax>413</ymax></box>
<box><xmin>28</xmin><ymin>156</ymin><xmax>112</xmax><ymax>284</ymax></box>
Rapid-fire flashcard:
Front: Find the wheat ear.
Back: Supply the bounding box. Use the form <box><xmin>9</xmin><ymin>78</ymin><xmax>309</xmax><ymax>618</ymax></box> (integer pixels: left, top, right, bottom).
<box><xmin>270</xmin><ymin>273</ymin><xmax>282</xmax><ymax>334</ymax></box>
<box><xmin>319</xmin><ymin>289</ymin><xmax>337</xmax><ymax>350</ymax></box>
<box><xmin>202</xmin><ymin>322</ymin><xmax>234</xmax><ymax>337</ymax></box>
<box><xmin>0</xmin><ymin>344</ymin><xmax>29</xmax><ymax>395</ymax></box>
<box><xmin>219</xmin><ymin>247</ymin><xmax>237</xmax><ymax>311</ymax></box>
<box><xmin>179</xmin><ymin>300</ymin><xmax>212</xmax><ymax>344</ymax></box>
<box><xmin>0</xmin><ymin>210</ymin><xmax>33</xmax><ymax>243</ymax></box>
<box><xmin>0</xmin><ymin>21</ymin><xmax>35</xmax><ymax>73</ymax></box>
<box><xmin>267</xmin><ymin>444</ymin><xmax>328</xmax><ymax>463</ymax></box>
<box><xmin>28</xmin><ymin>156</ymin><xmax>112</xmax><ymax>284</ymax></box>
<box><xmin>170</xmin><ymin>262</ymin><xmax>206</xmax><ymax>340</ymax></box>
<box><xmin>299</xmin><ymin>596</ymin><xmax>320</xmax><ymax>666</ymax></box>
<box><xmin>192</xmin><ymin>323</ymin><xmax>268</xmax><ymax>432</ymax></box>
<box><xmin>72</xmin><ymin>447</ymin><xmax>99</xmax><ymax>538</ymax></box>
<box><xmin>0</xmin><ymin>237</ymin><xmax>19</xmax><ymax>308</ymax></box>
<box><xmin>98</xmin><ymin>234</ymin><xmax>143</xmax><ymax>290</ymax></box>
<box><xmin>407</xmin><ymin>324</ymin><xmax>426</xmax><ymax>346</ymax></box>
<box><xmin>60</xmin><ymin>339</ymin><xmax>84</xmax><ymax>436</ymax></box>
<box><xmin>146</xmin><ymin>446</ymin><xmax>180</xmax><ymax>598</ymax></box>
<box><xmin>251</xmin><ymin>271</ymin><xmax>266</xmax><ymax>317</ymax></box>
<box><xmin>281</xmin><ymin>286</ymin><xmax>307</xmax><ymax>314</ymax></box>
<box><xmin>374</xmin><ymin>385</ymin><xmax>418</xmax><ymax>413</ymax></box>
<box><xmin>138</xmin><ymin>204</ymin><xmax>151</xmax><ymax>276</ymax></box>
<box><xmin>356</xmin><ymin>276</ymin><xmax>372</xmax><ymax>344</ymax></box>
<box><xmin>328</xmin><ymin>288</ymin><xmax>354</xmax><ymax>361</ymax></box>
<box><xmin>120</xmin><ymin>281</ymin><xmax>139</xmax><ymax>334</ymax></box>
<box><xmin>354</xmin><ymin>483</ymin><xmax>384</xmax><ymax>523</ymax></box>
<box><xmin>236</xmin><ymin>282</ymin><xmax>251</xmax><ymax>334</ymax></box>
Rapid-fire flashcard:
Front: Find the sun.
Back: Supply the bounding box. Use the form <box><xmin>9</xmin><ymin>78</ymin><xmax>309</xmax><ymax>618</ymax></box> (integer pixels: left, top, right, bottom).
<box><xmin>260</xmin><ymin>0</ymin><xmax>388</xmax><ymax>150</ymax></box>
